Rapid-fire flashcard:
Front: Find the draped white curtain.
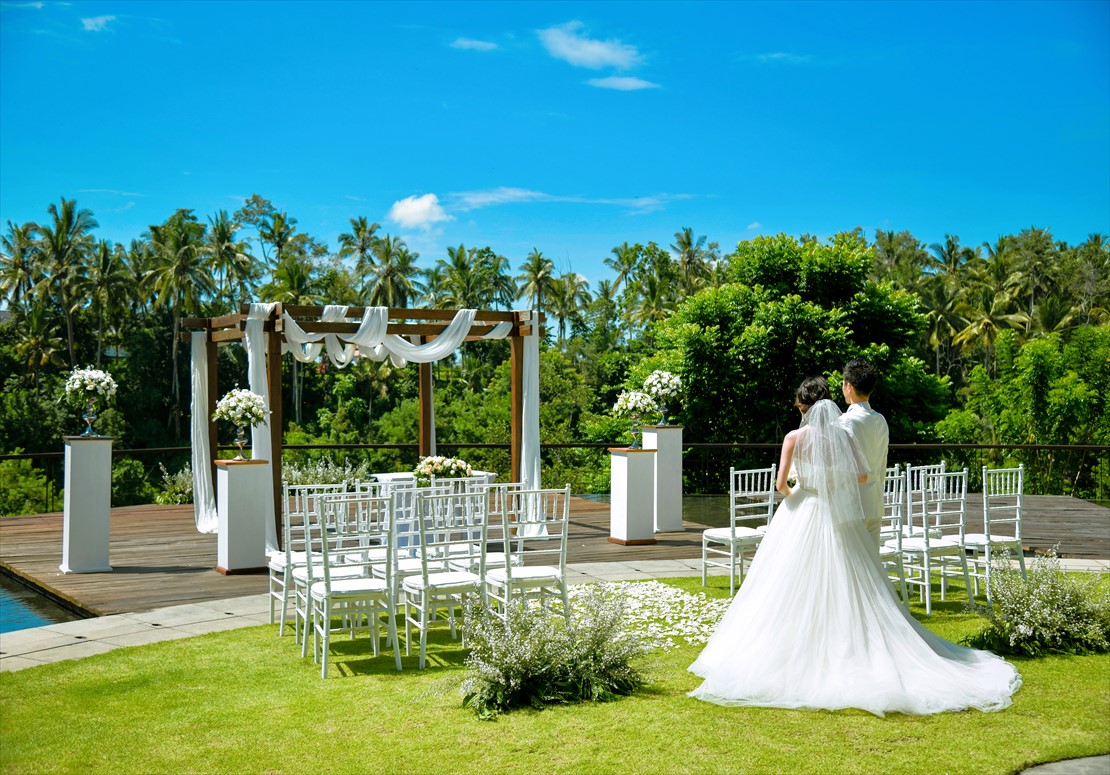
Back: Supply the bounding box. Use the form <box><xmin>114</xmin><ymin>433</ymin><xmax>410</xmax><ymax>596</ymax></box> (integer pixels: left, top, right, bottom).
<box><xmin>188</xmin><ymin>306</ymin><xmax>538</xmax><ymax>539</ymax></box>
<box><xmin>245</xmin><ymin>303</ymin><xmax>278</xmax><ymax>552</ymax></box>
<box><xmin>190</xmin><ymin>332</ymin><xmax>218</xmax><ymax>534</ymax></box>
<box><xmin>517</xmin><ymin>313</ymin><xmax>545</xmax><ymax>536</ymax></box>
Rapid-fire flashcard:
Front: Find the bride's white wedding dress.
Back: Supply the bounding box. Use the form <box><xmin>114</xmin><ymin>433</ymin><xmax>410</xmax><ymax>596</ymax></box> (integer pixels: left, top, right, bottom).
<box><xmin>688</xmin><ymin>400</ymin><xmax>1021</xmax><ymax>717</ymax></box>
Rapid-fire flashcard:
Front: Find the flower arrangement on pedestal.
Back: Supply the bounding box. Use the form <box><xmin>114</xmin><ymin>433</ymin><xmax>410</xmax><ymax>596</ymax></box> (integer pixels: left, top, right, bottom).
<box><xmin>413</xmin><ymin>455</ymin><xmax>474</xmax><ymax>487</ymax></box>
<box><xmin>64</xmin><ymin>367</ymin><xmax>118</xmax><ymax>436</ymax></box>
<box><xmin>613</xmin><ymin>390</ymin><xmax>656</xmax><ymax>449</ymax></box>
<box><xmin>212</xmin><ymin>389</ymin><xmax>269</xmax><ymax>460</ymax></box>
<box><xmin>643</xmin><ymin>370</ymin><xmax>682</xmax><ymax>426</ymax></box>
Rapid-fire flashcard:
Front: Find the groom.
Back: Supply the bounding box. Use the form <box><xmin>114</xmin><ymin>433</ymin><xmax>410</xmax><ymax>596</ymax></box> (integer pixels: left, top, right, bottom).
<box><xmin>839</xmin><ymin>358</ymin><xmax>889</xmax><ymax>551</ymax></box>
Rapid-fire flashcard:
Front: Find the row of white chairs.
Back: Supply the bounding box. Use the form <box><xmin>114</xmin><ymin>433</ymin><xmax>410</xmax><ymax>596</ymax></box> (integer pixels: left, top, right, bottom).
<box><xmin>882</xmin><ymin>463</ymin><xmax>1027</xmax><ymax>614</ymax></box>
<box><xmin>269</xmin><ymin>477</ymin><xmax>572</xmax><ymax>677</ymax></box>
<box><xmin>702</xmin><ymin>462</ymin><xmax>1028</xmax><ymax>614</ymax></box>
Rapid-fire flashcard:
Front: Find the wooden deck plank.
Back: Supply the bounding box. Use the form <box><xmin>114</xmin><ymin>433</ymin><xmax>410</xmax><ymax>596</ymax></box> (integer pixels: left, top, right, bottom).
<box><xmin>1</xmin><ymin>495</ymin><xmax>1106</xmax><ymax>617</ymax></box>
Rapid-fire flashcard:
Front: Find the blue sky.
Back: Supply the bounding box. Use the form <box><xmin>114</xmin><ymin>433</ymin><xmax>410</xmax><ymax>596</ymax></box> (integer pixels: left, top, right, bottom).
<box><xmin>1</xmin><ymin>0</ymin><xmax>1107</xmax><ymax>287</ymax></box>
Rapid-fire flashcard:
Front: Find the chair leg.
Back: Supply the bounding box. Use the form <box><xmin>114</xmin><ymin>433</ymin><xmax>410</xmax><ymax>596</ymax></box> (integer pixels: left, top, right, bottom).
<box><xmin>701</xmin><ymin>542</ymin><xmax>708</xmax><ymax>587</ymax></box>
<box><xmin>388</xmin><ymin>605</ymin><xmax>402</xmax><ymax>672</ymax></box>
<box><xmin>418</xmin><ymin>596</ymin><xmax>429</xmax><ymax>670</ymax></box>
<box><xmin>924</xmin><ymin>554</ymin><xmax>932</xmax><ymax>616</ymax></box>
<box><xmin>278</xmin><ymin>570</ymin><xmax>291</xmax><ymax>637</ymax></box>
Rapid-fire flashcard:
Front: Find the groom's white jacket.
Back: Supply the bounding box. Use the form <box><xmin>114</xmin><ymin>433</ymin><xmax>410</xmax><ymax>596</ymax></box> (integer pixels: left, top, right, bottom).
<box><xmin>839</xmin><ymin>402</ymin><xmax>889</xmax><ymax>534</ymax></box>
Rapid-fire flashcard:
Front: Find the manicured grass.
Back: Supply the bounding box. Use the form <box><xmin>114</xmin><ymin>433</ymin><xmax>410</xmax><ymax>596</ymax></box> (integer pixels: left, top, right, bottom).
<box><xmin>1</xmin><ymin>578</ymin><xmax>1107</xmax><ymax>775</ymax></box>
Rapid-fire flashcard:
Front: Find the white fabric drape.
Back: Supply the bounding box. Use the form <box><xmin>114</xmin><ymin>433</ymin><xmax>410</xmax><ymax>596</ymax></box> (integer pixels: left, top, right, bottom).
<box><xmin>190</xmin><ymin>332</ymin><xmax>218</xmax><ymax>534</ymax></box>
<box><xmin>518</xmin><ymin>311</ymin><xmax>544</xmax><ymax>536</ymax></box>
<box><xmin>245</xmin><ymin>303</ymin><xmax>278</xmax><ymax>552</ymax></box>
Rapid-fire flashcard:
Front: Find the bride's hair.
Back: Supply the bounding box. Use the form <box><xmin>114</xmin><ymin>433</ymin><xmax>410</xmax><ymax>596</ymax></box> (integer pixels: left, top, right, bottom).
<box><xmin>795</xmin><ymin>376</ymin><xmax>830</xmax><ymax>408</ymax></box>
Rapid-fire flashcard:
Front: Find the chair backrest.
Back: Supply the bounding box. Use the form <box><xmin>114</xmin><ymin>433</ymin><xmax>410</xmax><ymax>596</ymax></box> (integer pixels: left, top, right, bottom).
<box><xmin>282</xmin><ymin>482</ymin><xmax>347</xmax><ymax>557</ymax></box>
<box><xmin>496</xmin><ymin>486</ymin><xmax>571</xmax><ymax>578</ymax></box>
<box><xmin>881</xmin><ymin>465</ymin><xmax>905</xmax><ymax>546</ymax></box>
<box><xmin>312</xmin><ymin>491</ymin><xmax>394</xmax><ymax>589</ymax></box>
<box><xmin>981</xmin><ymin>464</ymin><xmax>1024</xmax><ymax>541</ymax></box>
<box><xmin>430</xmin><ymin>475</ymin><xmax>492</xmax><ymax>495</ymax></box>
<box><xmin>903</xmin><ymin>462</ymin><xmax>946</xmax><ymax>533</ymax></box>
<box><xmin>729</xmin><ymin>465</ymin><xmax>777</xmax><ymax>533</ymax></box>
<box><xmin>412</xmin><ymin>490</ymin><xmax>488</xmax><ymax>581</ymax></box>
<box><xmin>921</xmin><ymin>468</ymin><xmax>968</xmax><ymax>546</ymax></box>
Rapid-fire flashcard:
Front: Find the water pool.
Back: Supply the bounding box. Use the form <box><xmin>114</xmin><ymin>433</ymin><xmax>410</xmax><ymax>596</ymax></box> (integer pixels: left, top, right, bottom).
<box><xmin>0</xmin><ymin>574</ymin><xmax>85</xmax><ymax>634</ymax></box>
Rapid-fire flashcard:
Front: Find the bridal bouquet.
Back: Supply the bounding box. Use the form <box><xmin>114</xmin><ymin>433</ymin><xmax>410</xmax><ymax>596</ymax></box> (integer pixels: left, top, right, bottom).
<box><xmin>212</xmin><ymin>388</ymin><xmax>269</xmax><ymax>428</ymax></box>
<box><xmin>643</xmin><ymin>370</ymin><xmax>681</xmax><ymax>402</ymax></box>
<box><xmin>613</xmin><ymin>390</ymin><xmax>656</xmax><ymax>418</ymax></box>
<box><xmin>413</xmin><ymin>455</ymin><xmax>473</xmax><ymax>487</ymax></box>
<box><xmin>64</xmin><ymin>367</ymin><xmax>118</xmax><ymax>404</ymax></box>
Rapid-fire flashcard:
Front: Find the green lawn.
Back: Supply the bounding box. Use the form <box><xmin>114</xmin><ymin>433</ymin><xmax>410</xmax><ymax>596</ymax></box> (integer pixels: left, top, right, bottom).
<box><xmin>1</xmin><ymin>578</ymin><xmax>1108</xmax><ymax>775</ymax></box>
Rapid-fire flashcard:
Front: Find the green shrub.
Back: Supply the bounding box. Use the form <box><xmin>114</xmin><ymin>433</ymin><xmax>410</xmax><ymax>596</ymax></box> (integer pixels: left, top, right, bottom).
<box><xmin>964</xmin><ymin>548</ymin><xmax>1110</xmax><ymax>656</ymax></box>
<box><xmin>111</xmin><ymin>457</ymin><xmax>158</xmax><ymax>506</ymax></box>
<box><xmin>281</xmin><ymin>456</ymin><xmax>372</xmax><ymax>486</ymax></box>
<box><xmin>154</xmin><ymin>462</ymin><xmax>194</xmax><ymax>505</ymax></box>
<box><xmin>0</xmin><ymin>455</ymin><xmax>60</xmax><ymax>516</ymax></box>
<box><xmin>461</xmin><ymin>583</ymin><xmax>650</xmax><ymax>719</ymax></box>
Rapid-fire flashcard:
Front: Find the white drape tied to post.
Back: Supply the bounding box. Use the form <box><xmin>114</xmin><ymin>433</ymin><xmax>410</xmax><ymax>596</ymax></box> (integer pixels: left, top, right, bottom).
<box><xmin>245</xmin><ymin>303</ymin><xmax>278</xmax><ymax>553</ymax></box>
<box><xmin>190</xmin><ymin>332</ymin><xmax>218</xmax><ymax>534</ymax></box>
<box><xmin>518</xmin><ymin>312</ymin><xmax>545</xmax><ymax>536</ymax></box>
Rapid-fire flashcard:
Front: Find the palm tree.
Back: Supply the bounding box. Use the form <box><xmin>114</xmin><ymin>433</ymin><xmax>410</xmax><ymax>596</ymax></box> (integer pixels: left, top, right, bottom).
<box><xmin>873</xmin><ymin>229</ymin><xmax>928</xmax><ymax>290</ymax></box>
<box><xmin>146</xmin><ymin>209</ymin><xmax>214</xmax><ymax>436</ymax></box>
<box><xmin>604</xmin><ymin>242</ymin><xmax>639</xmax><ymax>293</ymax></box>
<box><xmin>262</xmin><ymin>254</ymin><xmax>323</xmax><ymax>423</ymax></box>
<box><xmin>671</xmin><ymin>227</ymin><xmax>709</xmax><ymax>297</ymax></box>
<box><xmin>515</xmin><ymin>248</ymin><xmax>555</xmax><ymax>315</ymax></box>
<box><xmin>338</xmin><ymin>216</ymin><xmax>380</xmax><ymax>279</ymax></box>
<box><xmin>479</xmin><ymin>249</ymin><xmax>517</xmax><ymax>310</ymax></box>
<box><xmin>953</xmin><ymin>282</ymin><xmax>1029</xmax><ymax>375</ymax></box>
<box><xmin>928</xmin><ymin>234</ymin><xmax>976</xmax><ymax>290</ymax></box>
<box><xmin>32</xmin><ymin>198</ymin><xmax>98</xmax><ymax>365</ymax></box>
<box><xmin>441</xmin><ymin>244</ymin><xmax>485</xmax><ymax>308</ymax></box>
<box><xmin>205</xmin><ymin>210</ymin><xmax>256</xmax><ymax>312</ymax></box>
<box><xmin>79</xmin><ymin>240</ymin><xmax>131</xmax><ymax>365</ymax></box>
<box><xmin>1</xmin><ymin>220</ymin><xmax>38</xmax><ymax>306</ymax></box>
<box><xmin>10</xmin><ymin>301</ymin><xmax>66</xmax><ymax>391</ymax></box>
<box><xmin>550</xmin><ymin>272</ymin><xmax>591</xmax><ymax>342</ymax></box>
<box><xmin>920</xmin><ymin>276</ymin><xmax>967</xmax><ymax>377</ymax></box>
<box><xmin>418</xmin><ymin>265</ymin><xmax>449</xmax><ymax>308</ymax></box>
<box><xmin>363</xmin><ymin>234</ymin><xmax>418</xmax><ymax>308</ymax></box>
<box><xmin>260</xmin><ymin>210</ymin><xmax>297</xmax><ymax>267</ymax></box>
<box><xmin>1009</xmin><ymin>226</ymin><xmax>1056</xmax><ymax>333</ymax></box>
<box><xmin>629</xmin><ymin>273</ymin><xmax>675</xmax><ymax>346</ymax></box>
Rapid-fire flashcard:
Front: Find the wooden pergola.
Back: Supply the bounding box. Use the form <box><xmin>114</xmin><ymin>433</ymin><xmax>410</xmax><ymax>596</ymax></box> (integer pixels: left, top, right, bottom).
<box><xmin>182</xmin><ymin>304</ymin><xmax>543</xmax><ymax>542</ymax></box>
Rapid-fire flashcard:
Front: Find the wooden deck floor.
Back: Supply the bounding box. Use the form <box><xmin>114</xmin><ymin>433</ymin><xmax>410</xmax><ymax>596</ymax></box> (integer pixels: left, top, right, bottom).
<box><xmin>1</xmin><ymin>494</ymin><xmax>1106</xmax><ymax>617</ymax></box>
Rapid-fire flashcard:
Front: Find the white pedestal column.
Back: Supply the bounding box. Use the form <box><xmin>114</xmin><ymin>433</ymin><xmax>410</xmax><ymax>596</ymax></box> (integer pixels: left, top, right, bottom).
<box><xmin>608</xmin><ymin>448</ymin><xmax>657</xmax><ymax>545</ymax></box>
<box><xmin>642</xmin><ymin>425</ymin><xmax>684</xmax><ymax>533</ymax></box>
<box><xmin>60</xmin><ymin>436</ymin><xmax>114</xmax><ymax>573</ymax></box>
<box><xmin>215</xmin><ymin>460</ymin><xmax>269</xmax><ymax>574</ymax></box>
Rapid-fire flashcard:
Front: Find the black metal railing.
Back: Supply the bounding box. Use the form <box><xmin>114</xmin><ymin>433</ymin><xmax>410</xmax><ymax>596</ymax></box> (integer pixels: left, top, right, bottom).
<box><xmin>2</xmin><ymin>442</ymin><xmax>1107</xmax><ymax>516</ymax></box>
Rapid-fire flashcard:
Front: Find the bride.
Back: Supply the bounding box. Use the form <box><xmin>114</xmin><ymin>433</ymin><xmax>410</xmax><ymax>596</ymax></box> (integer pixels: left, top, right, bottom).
<box><xmin>688</xmin><ymin>377</ymin><xmax>1021</xmax><ymax>716</ymax></box>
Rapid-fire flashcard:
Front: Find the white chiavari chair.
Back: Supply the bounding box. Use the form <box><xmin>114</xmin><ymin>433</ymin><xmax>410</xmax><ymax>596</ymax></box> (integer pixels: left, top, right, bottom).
<box><xmin>965</xmin><ymin>464</ymin><xmax>1027</xmax><ymax>602</ymax></box>
<box><xmin>701</xmin><ymin>465</ymin><xmax>777</xmax><ymax>595</ymax></box>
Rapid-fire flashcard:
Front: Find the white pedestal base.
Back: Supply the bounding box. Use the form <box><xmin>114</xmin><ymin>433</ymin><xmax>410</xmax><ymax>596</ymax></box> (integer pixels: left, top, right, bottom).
<box><xmin>216</xmin><ymin>460</ymin><xmax>269</xmax><ymax>574</ymax></box>
<box><xmin>609</xmin><ymin>448</ymin><xmax>657</xmax><ymax>545</ymax></box>
<box><xmin>60</xmin><ymin>436</ymin><xmax>114</xmax><ymax>574</ymax></box>
<box><xmin>642</xmin><ymin>425</ymin><xmax>684</xmax><ymax>533</ymax></box>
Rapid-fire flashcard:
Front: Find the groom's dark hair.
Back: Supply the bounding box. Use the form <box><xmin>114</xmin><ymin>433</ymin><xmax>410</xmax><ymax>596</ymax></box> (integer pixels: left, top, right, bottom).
<box><xmin>843</xmin><ymin>358</ymin><xmax>879</xmax><ymax>396</ymax></box>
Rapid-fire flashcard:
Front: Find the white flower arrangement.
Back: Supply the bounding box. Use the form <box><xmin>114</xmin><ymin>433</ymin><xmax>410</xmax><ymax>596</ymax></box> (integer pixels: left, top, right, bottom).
<box><xmin>613</xmin><ymin>390</ymin><xmax>656</xmax><ymax>417</ymax></box>
<box><xmin>413</xmin><ymin>455</ymin><xmax>473</xmax><ymax>486</ymax></box>
<box><xmin>212</xmin><ymin>388</ymin><xmax>269</xmax><ymax>428</ymax></box>
<box><xmin>643</xmin><ymin>370</ymin><xmax>681</xmax><ymax>402</ymax></box>
<box><xmin>64</xmin><ymin>367</ymin><xmax>117</xmax><ymax>404</ymax></box>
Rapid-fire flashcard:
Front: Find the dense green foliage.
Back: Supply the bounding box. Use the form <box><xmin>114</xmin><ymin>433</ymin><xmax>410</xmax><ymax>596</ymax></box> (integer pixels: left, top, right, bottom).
<box><xmin>2</xmin><ymin>195</ymin><xmax>1107</xmax><ymax>512</ymax></box>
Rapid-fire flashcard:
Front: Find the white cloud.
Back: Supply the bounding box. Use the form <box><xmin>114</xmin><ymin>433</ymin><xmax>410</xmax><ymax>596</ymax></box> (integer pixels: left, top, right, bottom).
<box><xmin>587</xmin><ymin>76</ymin><xmax>660</xmax><ymax>91</ymax></box>
<box><xmin>388</xmin><ymin>193</ymin><xmax>453</xmax><ymax>230</ymax></box>
<box><xmin>448</xmin><ymin>187</ymin><xmax>692</xmax><ymax>215</ymax></box>
<box><xmin>453</xmin><ymin>187</ymin><xmax>551</xmax><ymax>210</ymax></box>
<box><xmin>747</xmin><ymin>221</ymin><xmax>762</xmax><ymax>230</ymax></box>
<box><xmin>7</xmin><ymin>2</ymin><xmax>45</xmax><ymax>8</ymax></box>
<box><xmin>752</xmin><ymin>52</ymin><xmax>812</xmax><ymax>65</ymax></box>
<box><xmin>451</xmin><ymin>37</ymin><xmax>497</xmax><ymax>52</ymax></box>
<box><xmin>81</xmin><ymin>15</ymin><xmax>116</xmax><ymax>32</ymax></box>
<box><xmin>538</xmin><ymin>21</ymin><xmax>642</xmax><ymax>70</ymax></box>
